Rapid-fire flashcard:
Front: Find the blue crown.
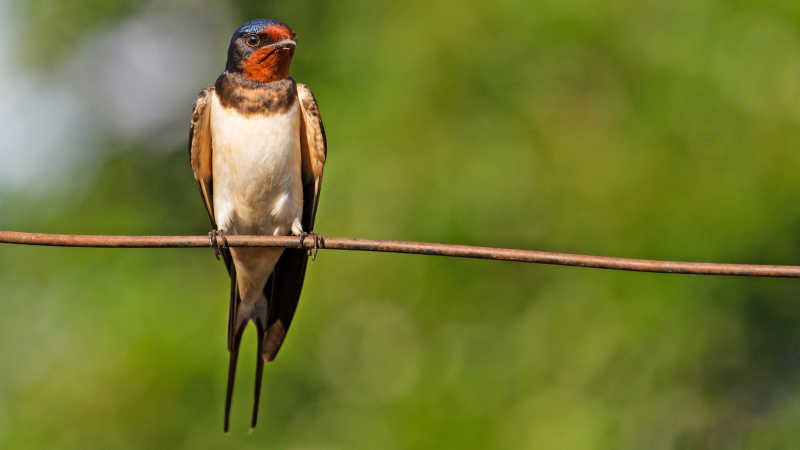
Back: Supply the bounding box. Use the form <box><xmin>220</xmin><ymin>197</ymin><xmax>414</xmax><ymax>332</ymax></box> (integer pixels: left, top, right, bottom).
<box><xmin>226</xmin><ymin>19</ymin><xmax>292</xmax><ymax>71</ymax></box>
<box><xmin>233</xmin><ymin>19</ymin><xmax>288</xmax><ymax>38</ymax></box>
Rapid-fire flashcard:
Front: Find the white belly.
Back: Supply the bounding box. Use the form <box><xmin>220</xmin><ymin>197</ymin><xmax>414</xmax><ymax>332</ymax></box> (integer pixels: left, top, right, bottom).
<box><xmin>209</xmin><ymin>91</ymin><xmax>303</xmax><ymax>305</ymax></box>
<box><xmin>210</xmin><ymin>92</ymin><xmax>303</xmax><ymax>236</ymax></box>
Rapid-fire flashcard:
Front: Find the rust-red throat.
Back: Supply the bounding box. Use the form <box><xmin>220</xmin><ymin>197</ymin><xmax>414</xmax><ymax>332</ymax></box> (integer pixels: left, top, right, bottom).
<box><xmin>242</xmin><ymin>24</ymin><xmax>295</xmax><ymax>83</ymax></box>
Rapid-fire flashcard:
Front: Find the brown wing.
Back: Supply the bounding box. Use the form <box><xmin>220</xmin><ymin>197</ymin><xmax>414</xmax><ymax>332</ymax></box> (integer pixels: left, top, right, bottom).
<box><xmin>188</xmin><ymin>87</ymin><xmax>239</xmax><ymax>348</ymax></box>
<box><xmin>189</xmin><ymin>88</ymin><xmax>217</xmax><ymax>229</ymax></box>
<box><xmin>296</xmin><ymin>83</ymin><xmax>327</xmax><ymax>229</ymax></box>
<box><xmin>262</xmin><ymin>83</ymin><xmax>327</xmax><ymax>361</ymax></box>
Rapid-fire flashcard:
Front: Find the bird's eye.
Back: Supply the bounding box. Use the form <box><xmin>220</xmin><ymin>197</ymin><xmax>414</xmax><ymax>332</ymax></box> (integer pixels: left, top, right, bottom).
<box><xmin>245</xmin><ymin>35</ymin><xmax>260</xmax><ymax>47</ymax></box>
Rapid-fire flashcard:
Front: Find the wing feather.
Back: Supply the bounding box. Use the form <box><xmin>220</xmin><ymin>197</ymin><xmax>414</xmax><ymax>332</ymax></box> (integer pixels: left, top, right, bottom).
<box><xmin>296</xmin><ymin>83</ymin><xmax>327</xmax><ymax>230</ymax></box>
<box><xmin>189</xmin><ymin>87</ymin><xmax>217</xmax><ymax>228</ymax></box>
<box><xmin>189</xmin><ymin>87</ymin><xmax>239</xmax><ymax>350</ymax></box>
<box><xmin>263</xmin><ymin>83</ymin><xmax>327</xmax><ymax>361</ymax></box>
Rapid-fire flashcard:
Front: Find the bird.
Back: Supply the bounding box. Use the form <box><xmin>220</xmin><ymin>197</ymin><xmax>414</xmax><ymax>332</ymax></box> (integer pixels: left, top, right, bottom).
<box><xmin>188</xmin><ymin>18</ymin><xmax>326</xmax><ymax>432</ymax></box>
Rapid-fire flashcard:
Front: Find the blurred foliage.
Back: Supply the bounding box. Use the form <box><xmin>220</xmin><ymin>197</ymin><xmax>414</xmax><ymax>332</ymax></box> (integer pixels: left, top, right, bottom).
<box><xmin>13</xmin><ymin>0</ymin><xmax>138</xmax><ymax>68</ymax></box>
<box><xmin>3</xmin><ymin>0</ymin><xmax>800</xmax><ymax>448</ymax></box>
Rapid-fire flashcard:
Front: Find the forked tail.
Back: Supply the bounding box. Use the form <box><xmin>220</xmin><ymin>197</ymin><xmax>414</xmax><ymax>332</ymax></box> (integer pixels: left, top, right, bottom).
<box><xmin>224</xmin><ymin>277</ymin><xmax>269</xmax><ymax>432</ymax></box>
<box><xmin>223</xmin><ymin>249</ymin><xmax>308</xmax><ymax>432</ymax></box>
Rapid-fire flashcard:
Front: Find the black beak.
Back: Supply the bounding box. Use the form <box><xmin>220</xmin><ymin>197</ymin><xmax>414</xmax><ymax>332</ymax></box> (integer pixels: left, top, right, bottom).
<box><xmin>271</xmin><ymin>38</ymin><xmax>296</xmax><ymax>50</ymax></box>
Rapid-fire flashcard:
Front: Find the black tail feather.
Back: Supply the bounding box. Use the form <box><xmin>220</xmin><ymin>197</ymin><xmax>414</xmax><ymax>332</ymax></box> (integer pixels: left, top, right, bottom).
<box><xmin>264</xmin><ymin>250</ymin><xmax>308</xmax><ymax>361</ymax></box>
<box><xmin>251</xmin><ymin>321</ymin><xmax>266</xmax><ymax>429</ymax></box>
<box><xmin>224</xmin><ymin>275</ymin><xmax>271</xmax><ymax>432</ymax></box>
<box><xmin>226</xmin><ymin>268</ymin><xmax>238</xmax><ymax>351</ymax></box>
<box><xmin>224</xmin><ymin>324</ymin><xmax>245</xmax><ymax>432</ymax></box>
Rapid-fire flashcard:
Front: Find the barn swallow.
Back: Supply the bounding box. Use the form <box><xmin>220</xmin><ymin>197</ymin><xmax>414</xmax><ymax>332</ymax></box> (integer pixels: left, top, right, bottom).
<box><xmin>188</xmin><ymin>18</ymin><xmax>326</xmax><ymax>432</ymax></box>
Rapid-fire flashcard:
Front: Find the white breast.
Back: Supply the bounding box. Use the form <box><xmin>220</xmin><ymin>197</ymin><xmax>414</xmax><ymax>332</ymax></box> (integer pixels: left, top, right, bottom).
<box><xmin>209</xmin><ymin>92</ymin><xmax>303</xmax><ymax>236</ymax></box>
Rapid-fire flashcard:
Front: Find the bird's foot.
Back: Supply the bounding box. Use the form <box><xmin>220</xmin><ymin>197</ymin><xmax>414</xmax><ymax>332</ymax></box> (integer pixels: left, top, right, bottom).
<box><xmin>209</xmin><ymin>229</ymin><xmax>229</xmax><ymax>260</ymax></box>
<box><xmin>299</xmin><ymin>231</ymin><xmax>323</xmax><ymax>261</ymax></box>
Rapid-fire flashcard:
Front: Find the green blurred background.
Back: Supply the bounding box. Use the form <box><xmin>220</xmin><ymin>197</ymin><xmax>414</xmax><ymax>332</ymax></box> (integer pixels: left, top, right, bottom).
<box><xmin>1</xmin><ymin>0</ymin><xmax>800</xmax><ymax>448</ymax></box>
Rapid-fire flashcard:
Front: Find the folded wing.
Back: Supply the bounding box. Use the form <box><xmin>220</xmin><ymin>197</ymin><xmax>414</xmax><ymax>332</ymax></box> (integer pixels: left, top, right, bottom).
<box><xmin>262</xmin><ymin>83</ymin><xmax>327</xmax><ymax>361</ymax></box>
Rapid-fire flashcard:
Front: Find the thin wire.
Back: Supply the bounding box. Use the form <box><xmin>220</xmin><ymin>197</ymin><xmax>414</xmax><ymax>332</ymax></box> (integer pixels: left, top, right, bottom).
<box><xmin>1</xmin><ymin>230</ymin><xmax>799</xmax><ymax>278</ymax></box>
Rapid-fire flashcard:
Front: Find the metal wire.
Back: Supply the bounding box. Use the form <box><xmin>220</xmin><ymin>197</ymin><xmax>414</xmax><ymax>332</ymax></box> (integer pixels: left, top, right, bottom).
<box><xmin>1</xmin><ymin>230</ymin><xmax>799</xmax><ymax>277</ymax></box>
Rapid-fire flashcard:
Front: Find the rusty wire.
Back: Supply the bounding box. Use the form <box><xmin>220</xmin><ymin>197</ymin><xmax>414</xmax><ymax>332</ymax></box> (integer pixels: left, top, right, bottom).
<box><xmin>2</xmin><ymin>230</ymin><xmax>799</xmax><ymax>278</ymax></box>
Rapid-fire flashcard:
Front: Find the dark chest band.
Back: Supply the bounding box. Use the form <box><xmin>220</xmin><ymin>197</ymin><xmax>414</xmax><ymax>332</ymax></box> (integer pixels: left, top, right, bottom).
<box><xmin>215</xmin><ymin>72</ymin><xmax>296</xmax><ymax>115</ymax></box>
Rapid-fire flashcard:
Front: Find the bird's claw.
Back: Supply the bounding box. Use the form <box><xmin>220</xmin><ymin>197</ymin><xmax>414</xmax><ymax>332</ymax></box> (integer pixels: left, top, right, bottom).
<box><xmin>300</xmin><ymin>231</ymin><xmax>323</xmax><ymax>261</ymax></box>
<box><xmin>209</xmin><ymin>229</ymin><xmax>229</xmax><ymax>260</ymax></box>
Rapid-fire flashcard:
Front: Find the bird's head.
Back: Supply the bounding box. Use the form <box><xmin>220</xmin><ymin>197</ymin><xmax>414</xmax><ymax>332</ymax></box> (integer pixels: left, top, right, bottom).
<box><xmin>225</xmin><ymin>19</ymin><xmax>296</xmax><ymax>83</ymax></box>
